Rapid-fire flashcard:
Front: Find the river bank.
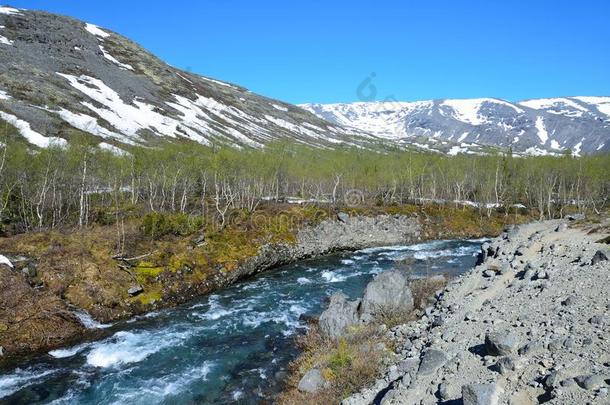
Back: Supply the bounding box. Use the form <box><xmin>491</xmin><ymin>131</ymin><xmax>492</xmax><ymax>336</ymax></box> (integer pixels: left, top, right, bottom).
<box><xmin>0</xmin><ymin>237</ymin><xmax>487</xmax><ymax>403</ymax></box>
<box><xmin>0</xmin><ymin>204</ymin><xmax>527</xmax><ymax>364</ymax></box>
<box><xmin>325</xmin><ymin>217</ymin><xmax>610</xmax><ymax>405</ymax></box>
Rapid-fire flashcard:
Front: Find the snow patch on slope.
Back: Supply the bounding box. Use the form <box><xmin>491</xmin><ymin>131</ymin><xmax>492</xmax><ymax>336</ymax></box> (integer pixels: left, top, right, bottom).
<box><xmin>99</xmin><ymin>45</ymin><xmax>134</xmax><ymax>70</ymax></box>
<box><xmin>0</xmin><ymin>7</ymin><xmax>21</xmax><ymax>15</ymax></box>
<box><xmin>56</xmin><ymin>73</ymin><xmax>213</xmax><ymax>145</ymax></box>
<box><xmin>0</xmin><ymin>89</ymin><xmax>10</xmax><ymax>100</ymax></box>
<box><xmin>573</xmin><ymin>96</ymin><xmax>610</xmax><ymax>118</ymax></box>
<box><xmin>85</xmin><ymin>23</ymin><xmax>110</xmax><ymax>38</ymax></box>
<box><xmin>0</xmin><ymin>111</ymin><xmax>67</xmax><ymax>148</ymax></box>
<box><xmin>441</xmin><ymin>98</ymin><xmax>523</xmax><ymax>125</ymax></box>
<box><xmin>535</xmin><ymin>116</ymin><xmax>549</xmax><ymax>144</ymax></box>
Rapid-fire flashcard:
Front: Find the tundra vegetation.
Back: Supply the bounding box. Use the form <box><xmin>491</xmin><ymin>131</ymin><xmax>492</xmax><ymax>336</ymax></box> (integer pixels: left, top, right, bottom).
<box><xmin>0</xmin><ymin>127</ymin><xmax>608</xmax><ymax>235</ymax></box>
<box><xmin>0</xmin><ymin>124</ymin><xmax>608</xmax><ymax>354</ymax></box>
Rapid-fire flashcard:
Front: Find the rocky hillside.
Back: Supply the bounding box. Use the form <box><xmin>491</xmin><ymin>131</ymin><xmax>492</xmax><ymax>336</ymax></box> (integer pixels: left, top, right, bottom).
<box><xmin>339</xmin><ymin>218</ymin><xmax>610</xmax><ymax>405</ymax></box>
<box><xmin>0</xmin><ymin>6</ymin><xmax>377</xmax><ymax>151</ymax></box>
<box><xmin>301</xmin><ymin>97</ymin><xmax>610</xmax><ymax>155</ymax></box>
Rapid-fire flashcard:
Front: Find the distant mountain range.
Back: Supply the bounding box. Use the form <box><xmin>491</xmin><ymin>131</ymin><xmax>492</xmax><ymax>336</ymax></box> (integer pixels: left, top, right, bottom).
<box><xmin>1</xmin><ymin>6</ymin><xmax>608</xmax><ymax>155</ymax></box>
<box><xmin>300</xmin><ymin>97</ymin><xmax>610</xmax><ymax>155</ymax></box>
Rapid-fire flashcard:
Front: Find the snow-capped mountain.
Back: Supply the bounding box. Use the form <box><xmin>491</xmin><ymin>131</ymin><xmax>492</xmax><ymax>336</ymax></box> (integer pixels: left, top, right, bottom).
<box><xmin>0</xmin><ymin>7</ymin><xmax>377</xmax><ymax>151</ymax></box>
<box><xmin>301</xmin><ymin>97</ymin><xmax>610</xmax><ymax>155</ymax></box>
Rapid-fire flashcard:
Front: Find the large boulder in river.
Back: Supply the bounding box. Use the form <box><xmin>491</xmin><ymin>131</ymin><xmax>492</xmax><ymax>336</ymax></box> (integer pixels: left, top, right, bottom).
<box><xmin>360</xmin><ymin>270</ymin><xmax>414</xmax><ymax>322</ymax></box>
<box><xmin>319</xmin><ymin>292</ymin><xmax>361</xmax><ymax>340</ymax></box>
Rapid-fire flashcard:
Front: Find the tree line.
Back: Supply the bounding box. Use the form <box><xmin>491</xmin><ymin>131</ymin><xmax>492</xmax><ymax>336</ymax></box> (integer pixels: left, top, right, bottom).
<box><xmin>0</xmin><ymin>136</ymin><xmax>608</xmax><ymax>234</ymax></box>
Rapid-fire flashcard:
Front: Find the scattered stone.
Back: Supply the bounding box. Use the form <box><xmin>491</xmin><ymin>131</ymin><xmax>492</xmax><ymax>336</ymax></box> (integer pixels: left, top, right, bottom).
<box><xmin>561</xmin><ymin>296</ymin><xmax>576</xmax><ymax>306</ymax></box>
<box><xmin>566</xmin><ymin>213</ymin><xmax>585</xmax><ymax>221</ymax></box>
<box><xmin>515</xmin><ymin>246</ymin><xmax>527</xmax><ymax>256</ymax></box>
<box><xmin>298</xmin><ymin>368</ymin><xmax>326</xmax><ymax>393</ymax></box>
<box><xmin>192</xmin><ymin>233</ymin><xmax>205</xmax><ymax>246</ymax></box>
<box><xmin>485</xmin><ymin>331</ymin><xmax>519</xmax><ymax>356</ymax></box>
<box><xmin>591</xmin><ymin>250</ymin><xmax>609</xmax><ymax>265</ymax></box>
<box><xmin>127</xmin><ymin>285</ymin><xmax>144</xmax><ymax>296</ymax></box>
<box><xmin>21</xmin><ymin>266</ymin><xmax>37</xmax><ymax>278</ymax></box>
<box><xmin>496</xmin><ymin>356</ymin><xmax>517</xmax><ymax>375</ymax></box>
<box><xmin>337</xmin><ymin>212</ymin><xmax>350</xmax><ymax>223</ymax></box>
<box><xmin>574</xmin><ymin>374</ymin><xmax>606</xmax><ymax>391</ymax></box>
<box><xmin>555</xmin><ymin>223</ymin><xmax>568</xmax><ymax>232</ymax></box>
<box><xmin>319</xmin><ymin>292</ymin><xmax>360</xmax><ymax>339</ymax></box>
<box><xmin>483</xmin><ymin>270</ymin><xmax>496</xmax><ymax>278</ymax></box>
<box><xmin>462</xmin><ymin>383</ymin><xmax>502</xmax><ymax>405</ymax></box>
<box><xmin>417</xmin><ymin>349</ymin><xmax>449</xmax><ymax>376</ymax></box>
<box><xmin>589</xmin><ymin>314</ymin><xmax>610</xmax><ymax>327</ymax></box>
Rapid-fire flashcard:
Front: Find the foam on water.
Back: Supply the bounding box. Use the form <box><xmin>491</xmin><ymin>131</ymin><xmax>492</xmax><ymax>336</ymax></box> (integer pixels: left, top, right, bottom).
<box><xmin>0</xmin><ymin>368</ymin><xmax>57</xmax><ymax>398</ymax></box>
<box><xmin>86</xmin><ymin>328</ymin><xmax>196</xmax><ymax>368</ymax></box>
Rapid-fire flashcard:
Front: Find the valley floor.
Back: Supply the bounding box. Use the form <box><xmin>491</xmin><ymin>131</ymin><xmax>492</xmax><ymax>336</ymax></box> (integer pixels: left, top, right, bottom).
<box><xmin>341</xmin><ymin>218</ymin><xmax>610</xmax><ymax>405</ymax></box>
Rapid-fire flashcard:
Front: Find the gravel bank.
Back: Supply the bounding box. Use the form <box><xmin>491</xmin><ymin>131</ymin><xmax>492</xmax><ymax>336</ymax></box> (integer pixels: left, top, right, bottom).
<box><xmin>344</xmin><ymin>218</ymin><xmax>610</xmax><ymax>405</ymax></box>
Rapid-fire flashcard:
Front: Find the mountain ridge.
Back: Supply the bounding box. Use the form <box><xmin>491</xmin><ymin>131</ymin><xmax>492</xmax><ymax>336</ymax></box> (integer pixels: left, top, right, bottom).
<box><xmin>300</xmin><ymin>96</ymin><xmax>610</xmax><ymax>155</ymax></box>
<box><xmin>0</xmin><ymin>6</ymin><xmax>377</xmax><ymax>152</ymax></box>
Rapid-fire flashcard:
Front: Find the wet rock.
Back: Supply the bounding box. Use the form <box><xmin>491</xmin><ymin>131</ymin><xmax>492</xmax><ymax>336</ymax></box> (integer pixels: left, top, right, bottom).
<box><xmin>417</xmin><ymin>348</ymin><xmax>448</xmax><ymax>376</ymax></box>
<box><xmin>298</xmin><ymin>368</ymin><xmax>326</xmax><ymax>393</ymax></box>
<box><xmin>337</xmin><ymin>212</ymin><xmax>350</xmax><ymax>223</ymax></box>
<box><xmin>591</xmin><ymin>250</ymin><xmax>609</xmax><ymax>265</ymax></box>
<box><xmin>319</xmin><ymin>292</ymin><xmax>360</xmax><ymax>339</ymax></box>
<box><xmin>485</xmin><ymin>331</ymin><xmax>519</xmax><ymax>356</ymax></box>
<box><xmin>127</xmin><ymin>285</ymin><xmax>144</xmax><ymax>296</ymax></box>
<box><xmin>462</xmin><ymin>383</ymin><xmax>502</xmax><ymax>405</ymax></box>
<box><xmin>360</xmin><ymin>270</ymin><xmax>413</xmax><ymax>321</ymax></box>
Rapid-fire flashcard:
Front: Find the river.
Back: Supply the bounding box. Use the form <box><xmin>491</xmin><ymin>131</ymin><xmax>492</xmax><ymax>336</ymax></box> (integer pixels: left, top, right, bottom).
<box><xmin>0</xmin><ymin>238</ymin><xmax>485</xmax><ymax>404</ymax></box>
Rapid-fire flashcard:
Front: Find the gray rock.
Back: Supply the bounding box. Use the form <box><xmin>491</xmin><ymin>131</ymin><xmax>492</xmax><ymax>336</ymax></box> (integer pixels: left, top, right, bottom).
<box><xmin>485</xmin><ymin>331</ymin><xmax>519</xmax><ymax>356</ymax></box>
<box><xmin>0</xmin><ymin>346</ymin><xmax>4</xmax><ymax>356</ymax></box>
<box><xmin>591</xmin><ymin>250</ymin><xmax>609</xmax><ymax>265</ymax></box>
<box><xmin>462</xmin><ymin>383</ymin><xmax>502</xmax><ymax>405</ymax></box>
<box><xmin>566</xmin><ymin>213</ymin><xmax>585</xmax><ymax>221</ymax></box>
<box><xmin>496</xmin><ymin>356</ymin><xmax>517</xmax><ymax>375</ymax></box>
<box><xmin>483</xmin><ymin>270</ymin><xmax>496</xmax><ymax>278</ymax></box>
<box><xmin>337</xmin><ymin>212</ymin><xmax>350</xmax><ymax>223</ymax></box>
<box><xmin>417</xmin><ymin>348</ymin><xmax>448</xmax><ymax>376</ymax></box>
<box><xmin>192</xmin><ymin>233</ymin><xmax>205</xmax><ymax>245</ymax></box>
<box><xmin>555</xmin><ymin>223</ymin><xmax>568</xmax><ymax>232</ymax></box>
<box><xmin>589</xmin><ymin>314</ymin><xmax>610</xmax><ymax>327</ymax></box>
<box><xmin>575</xmin><ymin>375</ymin><xmax>606</xmax><ymax>391</ymax></box>
<box><xmin>518</xmin><ymin>341</ymin><xmax>544</xmax><ymax>356</ymax></box>
<box><xmin>319</xmin><ymin>292</ymin><xmax>361</xmax><ymax>339</ymax></box>
<box><xmin>21</xmin><ymin>266</ymin><xmax>37</xmax><ymax>278</ymax></box>
<box><xmin>438</xmin><ymin>382</ymin><xmax>450</xmax><ymax>401</ymax></box>
<box><xmin>127</xmin><ymin>285</ymin><xmax>144</xmax><ymax>296</ymax></box>
<box><xmin>298</xmin><ymin>368</ymin><xmax>327</xmax><ymax>393</ymax></box>
<box><xmin>360</xmin><ymin>270</ymin><xmax>413</xmax><ymax>321</ymax></box>
<box><xmin>397</xmin><ymin>358</ymin><xmax>419</xmax><ymax>375</ymax></box>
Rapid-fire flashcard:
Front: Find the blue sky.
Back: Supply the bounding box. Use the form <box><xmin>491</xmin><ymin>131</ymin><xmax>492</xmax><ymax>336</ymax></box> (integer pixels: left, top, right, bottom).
<box><xmin>8</xmin><ymin>0</ymin><xmax>610</xmax><ymax>104</ymax></box>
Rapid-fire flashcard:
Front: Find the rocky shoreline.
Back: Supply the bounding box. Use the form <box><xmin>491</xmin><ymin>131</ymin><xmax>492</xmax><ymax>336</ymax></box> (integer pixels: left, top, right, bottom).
<box><xmin>0</xmin><ymin>214</ymin><xmax>422</xmax><ymax>363</ymax></box>
<box><xmin>338</xmin><ymin>218</ymin><xmax>610</xmax><ymax>405</ymax></box>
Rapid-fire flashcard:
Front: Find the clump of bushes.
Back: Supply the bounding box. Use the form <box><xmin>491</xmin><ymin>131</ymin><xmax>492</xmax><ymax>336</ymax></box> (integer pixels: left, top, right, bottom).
<box><xmin>141</xmin><ymin>212</ymin><xmax>203</xmax><ymax>239</ymax></box>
